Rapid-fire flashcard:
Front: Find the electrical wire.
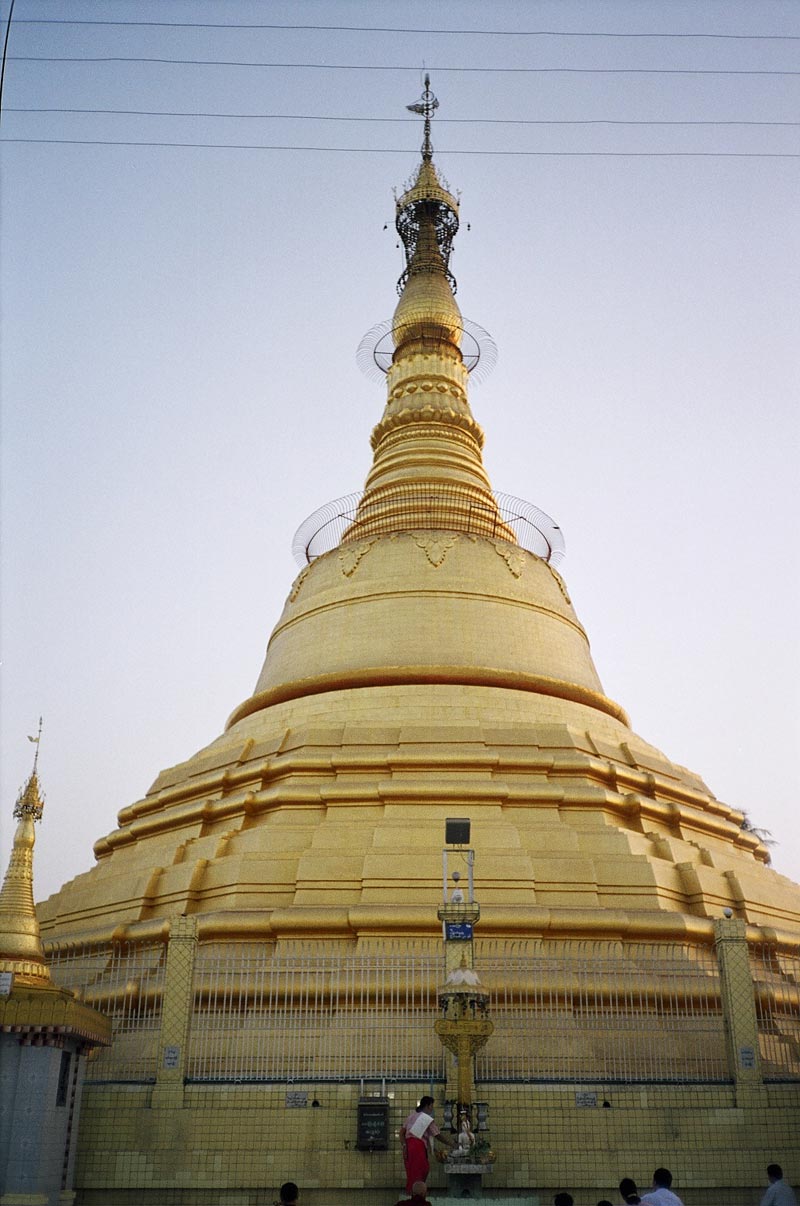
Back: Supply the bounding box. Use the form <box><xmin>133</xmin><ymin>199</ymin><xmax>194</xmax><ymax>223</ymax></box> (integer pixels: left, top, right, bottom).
<box><xmin>0</xmin><ymin>0</ymin><xmax>15</xmax><ymax>123</ymax></box>
<box><xmin>2</xmin><ymin>138</ymin><xmax>797</xmax><ymax>157</ymax></box>
<box><xmin>8</xmin><ymin>56</ymin><xmax>800</xmax><ymax>76</ymax></box>
<box><xmin>6</xmin><ymin>108</ymin><xmax>798</xmax><ymax>127</ymax></box>
<box><xmin>11</xmin><ymin>19</ymin><xmax>800</xmax><ymax>41</ymax></box>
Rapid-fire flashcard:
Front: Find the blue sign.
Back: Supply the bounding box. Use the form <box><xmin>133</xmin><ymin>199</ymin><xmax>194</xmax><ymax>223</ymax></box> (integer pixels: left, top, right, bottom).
<box><xmin>445</xmin><ymin>922</ymin><xmax>473</xmax><ymax>941</ymax></box>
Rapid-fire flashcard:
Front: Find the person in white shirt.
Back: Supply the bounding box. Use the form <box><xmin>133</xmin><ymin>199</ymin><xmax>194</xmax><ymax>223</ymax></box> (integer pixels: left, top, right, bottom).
<box><xmin>400</xmin><ymin>1096</ymin><xmax>443</xmax><ymax>1194</ymax></box>
<box><xmin>761</xmin><ymin>1165</ymin><xmax>799</xmax><ymax>1206</ymax></box>
<box><xmin>640</xmin><ymin>1168</ymin><xmax>685</xmax><ymax>1206</ymax></box>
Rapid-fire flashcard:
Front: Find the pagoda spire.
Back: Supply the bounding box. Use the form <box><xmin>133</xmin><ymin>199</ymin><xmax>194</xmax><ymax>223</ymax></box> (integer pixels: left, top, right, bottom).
<box><xmin>0</xmin><ymin>721</ymin><xmax>52</xmax><ymax>987</ymax></box>
<box><xmin>344</xmin><ymin>79</ymin><xmax>515</xmax><ymax>544</ymax></box>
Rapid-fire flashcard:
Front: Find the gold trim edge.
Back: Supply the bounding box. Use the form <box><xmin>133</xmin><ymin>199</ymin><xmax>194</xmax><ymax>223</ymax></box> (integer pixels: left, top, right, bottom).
<box><xmin>225</xmin><ymin>667</ymin><xmax>629</xmax><ymax>730</ymax></box>
<box><xmin>40</xmin><ymin>906</ymin><xmax>800</xmax><ymax>955</ymax></box>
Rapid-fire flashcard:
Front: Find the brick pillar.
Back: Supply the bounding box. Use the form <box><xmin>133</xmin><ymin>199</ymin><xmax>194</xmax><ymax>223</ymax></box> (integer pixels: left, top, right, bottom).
<box><xmin>150</xmin><ymin>916</ymin><xmax>197</xmax><ymax>1109</ymax></box>
<box><xmin>713</xmin><ymin>917</ymin><xmax>762</xmax><ymax>1105</ymax></box>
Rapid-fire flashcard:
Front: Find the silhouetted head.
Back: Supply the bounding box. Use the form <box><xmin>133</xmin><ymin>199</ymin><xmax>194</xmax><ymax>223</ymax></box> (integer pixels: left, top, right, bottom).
<box><xmin>554</xmin><ymin>1194</ymin><xmax>574</xmax><ymax>1206</ymax></box>
<box><xmin>653</xmin><ymin>1170</ymin><xmax>673</xmax><ymax>1189</ymax></box>
<box><xmin>418</xmin><ymin>1096</ymin><xmax>435</xmax><ymax>1112</ymax></box>
<box><xmin>620</xmin><ymin>1178</ymin><xmax>641</xmax><ymax>1203</ymax></box>
<box><xmin>279</xmin><ymin>1183</ymin><xmax>299</xmax><ymax>1206</ymax></box>
<box><xmin>768</xmin><ymin>1167</ymin><xmax>784</xmax><ymax>1184</ymax></box>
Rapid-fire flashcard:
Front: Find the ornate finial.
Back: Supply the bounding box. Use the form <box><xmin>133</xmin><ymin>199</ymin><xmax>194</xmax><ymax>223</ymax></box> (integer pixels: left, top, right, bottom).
<box><xmin>394</xmin><ymin>78</ymin><xmax>459</xmax><ymax>300</ymax></box>
<box><xmin>406</xmin><ymin>73</ymin><xmax>439</xmax><ymax>162</ymax></box>
<box><xmin>27</xmin><ymin>715</ymin><xmax>42</xmax><ymax>773</ymax></box>
<box><xmin>15</xmin><ymin>719</ymin><xmax>45</xmax><ymax>821</ymax></box>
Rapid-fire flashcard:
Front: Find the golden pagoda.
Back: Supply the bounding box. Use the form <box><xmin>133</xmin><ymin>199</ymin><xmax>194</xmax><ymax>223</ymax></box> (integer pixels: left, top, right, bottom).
<box><xmin>33</xmin><ymin>80</ymin><xmax>800</xmax><ymax>1206</ymax></box>
<box><xmin>0</xmin><ymin>732</ymin><xmax>110</xmax><ymax>1205</ymax></box>
<box><xmin>38</xmin><ymin>80</ymin><xmax>800</xmax><ymax>953</ymax></box>
<box><xmin>1</xmin><ymin>747</ymin><xmax>51</xmax><ymax>989</ymax></box>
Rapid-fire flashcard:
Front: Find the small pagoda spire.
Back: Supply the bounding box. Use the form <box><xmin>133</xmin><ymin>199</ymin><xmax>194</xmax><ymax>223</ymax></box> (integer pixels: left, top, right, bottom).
<box><xmin>0</xmin><ymin>721</ymin><xmax>51</xmax><ymax>987</ymax></box>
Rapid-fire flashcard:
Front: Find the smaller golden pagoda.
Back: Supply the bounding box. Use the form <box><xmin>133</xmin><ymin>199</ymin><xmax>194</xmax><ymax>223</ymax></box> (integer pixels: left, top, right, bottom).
<box><xmin>0</xmin><ymin>738</ymin><xmax>51</xmax><ymax>989</ymax></box>
<box><xmin>0</xmin><ymin>728</ymin><xmax>110</xmax><ymax>1206</ymax></box>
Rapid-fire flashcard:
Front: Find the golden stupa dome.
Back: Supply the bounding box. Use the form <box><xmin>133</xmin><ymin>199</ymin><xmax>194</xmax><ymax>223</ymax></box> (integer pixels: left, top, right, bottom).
<box><xmin>234</xmin><ymin>535</ymin><xmax>622</xmax><ymax>731</ymax></box>
<box><xmin>36</xmin><ymin>79</ymin><xmax>800</xmax><ymax>951</ymax></box>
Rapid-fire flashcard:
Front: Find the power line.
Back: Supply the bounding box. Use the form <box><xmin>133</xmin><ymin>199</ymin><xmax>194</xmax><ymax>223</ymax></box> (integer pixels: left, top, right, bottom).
<box><xmin>9</xmin><ymin>56</ymin><xmax>800</xmax><ymax>76</ymax></box>
<box><xmin>2</xmin><ymin>138</ymin><xmax>797</xmax><ymax>157</ymax></box>
<box><xmin>0</xmin><ymin>0</ymin><xmax>16</xmax><ymax>123</ymax></box>
<box><xmin>6</xmin><ymin>108</ymin><xmax>799</xmax><ymax>128</ymax></box>
<box><xmin>12</xmin><ymin>19</ymin><xmax>800</xmax><ymax>41</ymax></box>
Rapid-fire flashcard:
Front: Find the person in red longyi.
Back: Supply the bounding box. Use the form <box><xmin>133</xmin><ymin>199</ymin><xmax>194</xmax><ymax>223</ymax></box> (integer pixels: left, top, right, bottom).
<box><xmin>399</xmin><ymin>1096</ymin><xmax>448</xmax><ymax>1193</ymax></box>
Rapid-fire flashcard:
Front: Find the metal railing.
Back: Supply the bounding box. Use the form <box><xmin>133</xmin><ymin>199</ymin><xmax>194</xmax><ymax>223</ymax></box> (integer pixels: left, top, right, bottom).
<box><xmin>476</xmin><ymin>942</ymin><xmax>727</xmax><ymax>1083</ymax></box>
<box><xmin>751</xmin><ymin>944</ymin><xmax>800</xmax><ymax>1081</ymax></box>
<box><xmin>45</xmin><ymin>936</ymin><xmax>799</xmax><ymax>1086</ymax></box>
<box><xmin>292</xmin><ymin>489</ymin><xmax>565</xmax><ymax>567</ymax></box>
<box><xmin>185</xmin><ymin>940</ymin><xmax>728</xmax><ymax>1085</ymax></box>
<box><xmin>47</xmin><ymin>939</ymin><xmax>165</xmax><ymax>1082</ymax></box>
<box><xmin>187</xmin><ymin>944</ymin><xmax>444</xmax><ymax>1083</ymax></box>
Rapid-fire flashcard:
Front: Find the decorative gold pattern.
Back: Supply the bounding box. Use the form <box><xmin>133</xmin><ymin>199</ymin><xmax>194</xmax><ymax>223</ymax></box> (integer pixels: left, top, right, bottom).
<box><xmin>370</xmin><ymin>407</ymin><xmax>485</xmax><ymax>450</ymax></box>
<box><xmin>338</xmin><ymin>539</ymin><xmax>376</xmax><ymax>577</ymax></box>
<box><xmin>13</xmin><ymin>768</ymin><xmax>45</xmax><ymax>821</ymax></box>
<box><xmin>288</xmin><ymin>565</ymin><xmax>311</xmax><ymax>602</ymax></box>
<box><xmin>435</xmin><ymin>1017</ymin><xmax>495</xmax><ymax>1107</ymax></box>
<box><xmin>547</xmin><ymin>564</ymin><xmax>572</xmax><ymax>604</ymax></box>
<box><xmin>492</xmin><ymin>541</ymin><xmax>527</xmax><ymax>578</ymax></box>
<box><xmin>389</xmin><ymin>379</ymin><xmax>467</xmax><ymax>404</ymax></box>
<box><xmin>412</xmin><ymin>530</ymin><xmax>460</xmax><ymax>567</ymax></box>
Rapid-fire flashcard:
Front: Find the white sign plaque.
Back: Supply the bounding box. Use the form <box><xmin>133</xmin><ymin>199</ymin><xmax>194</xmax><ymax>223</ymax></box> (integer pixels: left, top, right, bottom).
<box><xmin>162</xmin><ymin>1045</ymin><xmax>181</xmax><ymax>1069</ymax></box>
<box><xmin>739</xmin><ymin>1046</ymin><xmax>756</xmax><ymax>1070</ymax></box>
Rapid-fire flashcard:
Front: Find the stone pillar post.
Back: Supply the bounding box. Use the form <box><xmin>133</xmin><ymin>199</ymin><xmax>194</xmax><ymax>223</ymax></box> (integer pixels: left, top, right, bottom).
<box><xmin>713</xmin><ymin>917</ymin><xmax>762</xmax><ymax>1105</ymax></box>
<box><xmin>150</xmin><ymin>916</ymin><xmax>197</xmax><ymax>1110</ymax></box>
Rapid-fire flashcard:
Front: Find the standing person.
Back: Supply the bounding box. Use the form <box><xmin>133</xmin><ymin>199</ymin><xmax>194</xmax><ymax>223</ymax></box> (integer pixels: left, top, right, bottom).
<box><xmin>399</xmin><ymin>1096</ymin><xmax>442</xmax><ymax>1194</ymax></box>
<box><xmin>641</xmin><ymin>1169</ymin><xmax>685</xmax><ymax>1206</ymax></box>
<box><xmin>761</xmin><ymin>1165</ymin><xmax>799</xmax><ymax>1206</ymax></box>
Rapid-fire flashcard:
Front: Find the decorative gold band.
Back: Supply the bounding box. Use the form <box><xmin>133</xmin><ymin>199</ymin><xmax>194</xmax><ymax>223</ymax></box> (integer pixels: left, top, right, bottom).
<box><xmin>40</xmin><ymin>905</ymin><xmax>800</xmax><ymax>954</ymax></box>
<box><xmin>226</xmin><ymin>665</ymin><xmax>629</xmax><ymax>730</ymax></box>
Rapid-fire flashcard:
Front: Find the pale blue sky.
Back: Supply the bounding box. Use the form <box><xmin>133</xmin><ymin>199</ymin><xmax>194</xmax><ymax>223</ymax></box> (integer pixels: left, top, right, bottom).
<box><xmin>1</xmin><ymin>0</ymin><xmax>798</xmax><ymax>901</ymax></box>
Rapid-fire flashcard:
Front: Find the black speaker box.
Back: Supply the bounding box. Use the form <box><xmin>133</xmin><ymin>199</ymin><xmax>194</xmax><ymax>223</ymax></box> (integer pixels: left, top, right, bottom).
<box><xmin>445</xmin><ymin>817</ymin><xmax>471</xmax><ymax>845</ymax></box>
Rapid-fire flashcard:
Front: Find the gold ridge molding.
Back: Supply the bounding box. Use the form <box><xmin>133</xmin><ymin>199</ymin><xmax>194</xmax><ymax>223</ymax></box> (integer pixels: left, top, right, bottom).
<box><xmin>0</xmin><ymin>987</ymin><xmax>112</xmax><ymax>1045</ymax></box>
<box><xmin>40</xmin><ymin>907</ymin><xmax>800</xmax><ymax>955</ymax></box>
<box><xmin>371</xmin><ymin>407</ymin><xmax>485</xmax><ymax>448</ymax></box>
<box><xmin>226</xmin><ymin>666</ymin><xmax>629</xmax><ymax>729</ymax></box>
